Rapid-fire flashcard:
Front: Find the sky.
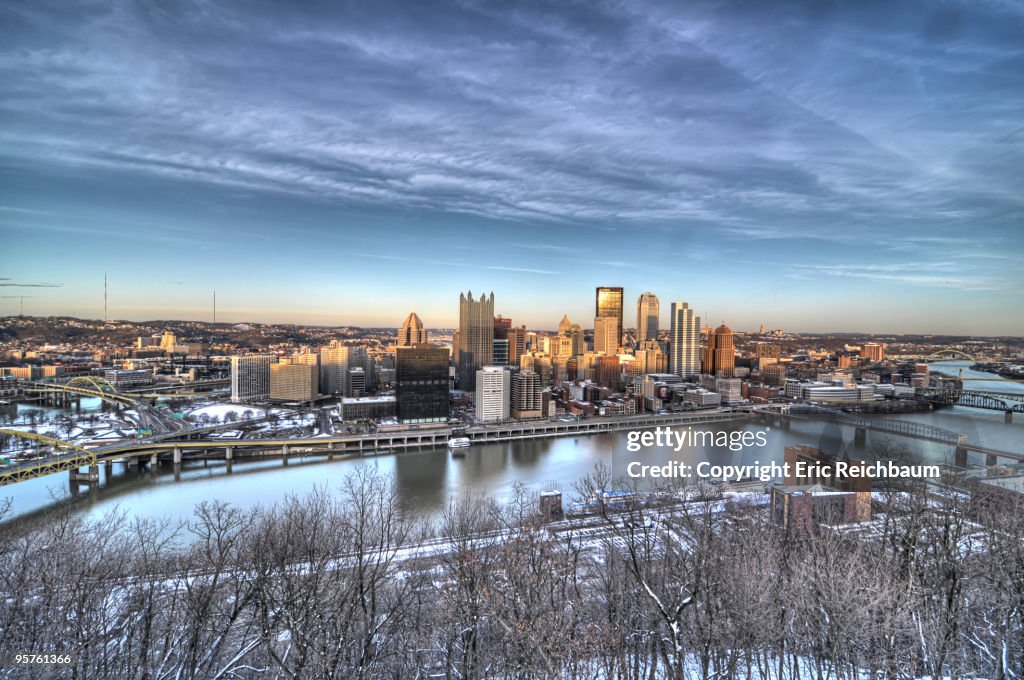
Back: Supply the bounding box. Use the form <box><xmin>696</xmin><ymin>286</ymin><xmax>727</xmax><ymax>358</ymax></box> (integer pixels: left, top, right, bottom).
<box><xmin>1</xmin><ymin>0</ymin><xmax>1022</xmax><ymax>334</ymax></box>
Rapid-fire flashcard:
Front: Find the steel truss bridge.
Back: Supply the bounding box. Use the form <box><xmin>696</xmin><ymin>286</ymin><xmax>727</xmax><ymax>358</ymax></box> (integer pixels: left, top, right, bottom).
<box><xmin>20</xmin><ymin>377</ymin><xmax>187</xmax><ymax>434</ymax></box>
<box><xmin>0</xmin><ymin>431</ymin><xmax>97</xmax><ymax>485</ymax></box>
<box><xmin>779</xmin><ymin>405</ymin><xmax>966</xmax><ymax>445</ymax></box>
<box><xmin>916</xmin><ymin>387</ymin><xmax>1024</xmax><ymax>413</ymax></box>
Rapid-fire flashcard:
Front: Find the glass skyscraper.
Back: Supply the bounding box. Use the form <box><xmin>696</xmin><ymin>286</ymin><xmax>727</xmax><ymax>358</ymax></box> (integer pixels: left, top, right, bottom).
<box><xmin>669</xmin><ymin>301</ymin><xmax>701</xmax><ymax>379</ymax></box>
<box><xmin>395</xmin><ymin>343</ymin><xmax>450</xmax><ymax>423</ymax></box>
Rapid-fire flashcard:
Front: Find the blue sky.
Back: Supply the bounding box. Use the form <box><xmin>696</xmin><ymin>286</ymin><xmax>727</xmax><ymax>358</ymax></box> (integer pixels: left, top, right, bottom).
<box><xmin>1</xmin><ymin>0</ymin><xmax>1022</xmax><ymax>334</ymax></box>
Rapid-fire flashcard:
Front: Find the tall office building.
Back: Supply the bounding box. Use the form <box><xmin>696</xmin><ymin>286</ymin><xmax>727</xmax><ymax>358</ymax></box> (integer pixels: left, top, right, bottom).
<box><xmin>594</xmin><ymin>287</ymin><xmax>623</xmax><ymax>354</ymax></box>
<box><xmin>558</xmin><ymin>314</ymin><xmax>573</xmax><ymax>336</ymax></box>
<box><xmin>347</xmin><ymin>346</ymin><xmax>375</xmax><ymax>395</ymax></box>
<box><xmin>862</xmin><ymin>342</ymin><xmax>885</xmax><ymax>362</ymax></box>
<box><xmin>492</xmin><ymin>316</ymin><xmax>512</xmax><ymax>366</ymax></box>
<box><xmin>494</xmin><ymin>315</ymin><xmax>512</xmax><ymax>340</ymax></box>
<box><xmin>507</xmin><ymin>325</ymin><xmax>527</xmax><ymax>366</ymax></box>
<box><xmin>702</xmin><ymin>324</ymin><xmax>735</xmax><ymax>377</ymax></box>
<box><xmin>396</xmin><ymin>343</ymin><xmax>450</xmax><ymax>423</ymax></box>
<box><xmin>669</xmin><ymin>302</ymin><xmax>701</xmax><ymax>379</ymax></box>
<box><xmin>348</xmin><ymin>367</ymin><xmax>366</xmax><ymax>397</ymax></box>
<box><xmin>397</xmin><ymin>312</ymin><xmax>427</xmax><ymax>347</ymax></box>
<box><xmin>457</xmin><ymin>291</ymin><xmax>494</xmax><ymax>392</ymax></box>
<box><xmin>270</xmin><ymin>359</ymin><xmax>319</xmax><ymax>402</ymax></box>
<box><xmin>319</xmin><ymin>340</ymin><xmax>350</xmax><ymax>395</ymax></box>
<box><xmin>475</xmin><ymin>366</ymin><xmax>510</xmax><ymax>422</ymax></box>
<box><xmin>636</xmin><ymin>292</ymin><xmax>660</xmax><ymax>342</ymax></box>
<box><xmin>493</xmin><ymin>339</ymin><xmax>509</xmax><ymax>366</ymax></box>
<box><xmin>512</xmin><ymin>370</ymin><xmax>543</xmax><ymax>419</ymax></box>
<box><xmin>230</xmin><ymin>353</ymin><xmax>273</xmax><ymax>403</ymax></box>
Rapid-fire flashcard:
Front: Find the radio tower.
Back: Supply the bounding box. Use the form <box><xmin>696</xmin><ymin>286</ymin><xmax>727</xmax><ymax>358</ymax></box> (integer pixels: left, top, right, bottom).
<box><xmin>104</xmin><ymin>272</ymin><xmax>108</xmax><ymax>323</ymax></box>
<box><xmin>213</xmin><ymin>290</ymin><xmax>217</xmax><ymax>325</ymax></box>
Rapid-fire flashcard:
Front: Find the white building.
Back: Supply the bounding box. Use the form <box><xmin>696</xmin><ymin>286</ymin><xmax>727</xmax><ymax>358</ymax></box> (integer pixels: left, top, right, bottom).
<box><xmin>104</xmin><ymin>368</ymin><xmax>153</xmax><ymax>388</ymax></box>
<box><xmin>231</xmin><ymin>354</ymin><xmax>273</xmax><ymax>403</ymax></box>
<box><xmin>475</xmin><ymin>366</ymin><xmax>510</xmax><ymax>423</ymax></box>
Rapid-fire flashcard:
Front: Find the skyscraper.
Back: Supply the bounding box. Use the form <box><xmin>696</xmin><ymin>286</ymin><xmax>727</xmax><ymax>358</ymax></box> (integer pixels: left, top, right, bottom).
<box><xmin>231</xmin><ymin>353</ymin><xmax>273</xmax><ymax>403</ymax></box>
<box><xmin>475</xmin><ymin>366</ymin><xmax>510</xmax><ymax>422</ymax></box>
<box><xmin>396</xmin><ymin>343</ymin><xmax>450</xmax><ymax>423</ymax></box>
<box><xmin>702</xmin><ymin>324</ymin><xmax>735</xmax><ymax>377</ymax></box>
<box><xmin>457</xmin><ymin>290</ymin><xmax>494</xmax><ymax>392</ymax></box>
<box><xmin>270</xmin><ymin>359</ymin><xmax>319</xmax><ymax>402</ymax></box>
<box><xmin>319</xmin><ymin>340</ymin><xmax>350</xmax><ymax>395</ymax></box>
<box><xmin>507</xmin><ymin>325</ymin><xmax>526</xmax><ymax>366</ymax></box>
<box><xmin>397</xmin><ymin>312</ymin><xmax>427</xmax><ymax>347</ymax></box>
<box><xmin>636</xmin><ymin>292</ymin><xmax>660</xmax><ymax>342</ymax></box>
<box><xmin>594</xmin><ymin>287</ymin><xmax>623</xmax><ymax>354</ymax></box>
<box><xmin>669</xmin><ymin>302</ymin><xmax>701</xmax><ymax>379</ymax></box>
<box><xmin>512</xmin><ymin>370</ymin><xmax>543</xmax><ymax>419</ymax></box>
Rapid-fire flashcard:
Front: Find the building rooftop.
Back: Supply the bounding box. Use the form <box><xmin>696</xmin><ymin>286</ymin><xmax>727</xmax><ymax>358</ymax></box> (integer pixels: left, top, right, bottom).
<box><xmin>976</xmin><ymin>475</ymin><xmax>1024</xmax><ymax>494</ymax></box>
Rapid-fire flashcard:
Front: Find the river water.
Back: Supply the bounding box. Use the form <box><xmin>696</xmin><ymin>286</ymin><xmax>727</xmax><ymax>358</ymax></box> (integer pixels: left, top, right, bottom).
<box><xmin>2</xmin><ymin>361</ymin><xmax>1021</xmax><ymax>526</ymax></box>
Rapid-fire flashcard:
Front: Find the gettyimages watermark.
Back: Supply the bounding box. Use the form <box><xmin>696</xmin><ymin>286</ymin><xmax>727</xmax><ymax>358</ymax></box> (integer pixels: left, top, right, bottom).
<box><xmin>618</xmin><ymin>425</ymin><xmax>941</xmax><ymax>482</ymax></box>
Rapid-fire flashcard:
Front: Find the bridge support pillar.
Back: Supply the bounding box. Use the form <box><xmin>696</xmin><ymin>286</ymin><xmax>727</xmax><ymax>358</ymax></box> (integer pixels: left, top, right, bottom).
<box><xmin>954</xmin><ymin>446</ymin><xmax>968</xmax><ymax>468</ymax></box>
<box><xmin>987</xmin><ymin>454</ymin><xmax>999</xmax><ymax>467</ymax></box>
<box><xmin>854</xmin><ymin>427</ymin><xmax>867</xmax><ymax>447</ymax></box>
<box><xmin>224</xmin><ymin>446</ymin><xmax>232</xmax><ymax>461</ymax></box>
<box><xmin>150</xmin><ymin>452</ymin><xmax>158</xmax><ymax>468</ymax></box>
<box><xmin>328</xmin><ymin>441</ymin><xmax>334</xmax><ymax>459</ymax></box>
<box><xmin>173</xmin><ymin>447</ymin><xmax>182</xmax><ymax>464</ymax></box>
<box><xmin>103</xmin><ymin>459</ymin><xmax>112</xmax><ymax>480</ymax></box>
<box><xmin>1006</xmin><ymin>411</ymin><xmax>1013</xmax><ymax>424</ymax></box>
<box><xmin>282</xmin><ymin>444</ymin><xmax>289</xmax><ymax>465</ymax></box>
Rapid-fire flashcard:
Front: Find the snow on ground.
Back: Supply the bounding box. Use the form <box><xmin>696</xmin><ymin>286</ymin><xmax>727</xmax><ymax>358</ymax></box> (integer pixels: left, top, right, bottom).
<box><xmin>186</xmin><ymin>403</ymin><xmax>270</xmax><ymax>421</ymax></box>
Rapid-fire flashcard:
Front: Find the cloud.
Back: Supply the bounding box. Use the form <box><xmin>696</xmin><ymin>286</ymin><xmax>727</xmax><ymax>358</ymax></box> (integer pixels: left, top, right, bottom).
<box><xmin>0</xmin><ymin>282</ymin><xmax>63</xmax><ymax>288</ymax></box>
<box><xmin>1</xmin><ymin>0</ymin><xmax>1019</xmax><ymax>237</ymax></box>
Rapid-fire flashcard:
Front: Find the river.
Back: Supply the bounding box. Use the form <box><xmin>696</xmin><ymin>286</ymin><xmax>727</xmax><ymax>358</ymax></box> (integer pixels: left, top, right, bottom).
<box><xmin>2</xmin><ymin>361</ymin><xmax>1021</xmax><ymax>526</ymax></box>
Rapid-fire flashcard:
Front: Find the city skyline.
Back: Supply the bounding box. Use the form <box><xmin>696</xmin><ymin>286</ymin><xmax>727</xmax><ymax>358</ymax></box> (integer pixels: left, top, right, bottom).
<box><xmin>2</xmin><ymin>1</ymin><xmax>1023</xmax><ymax>334</ymax></box>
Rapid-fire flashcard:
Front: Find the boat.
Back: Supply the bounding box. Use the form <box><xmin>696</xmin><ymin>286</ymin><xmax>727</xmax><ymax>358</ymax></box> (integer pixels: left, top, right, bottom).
<box><xmin>448</xmin><ymin>437</ymin><xmax>471</xmax><ymax>456</ymax></box>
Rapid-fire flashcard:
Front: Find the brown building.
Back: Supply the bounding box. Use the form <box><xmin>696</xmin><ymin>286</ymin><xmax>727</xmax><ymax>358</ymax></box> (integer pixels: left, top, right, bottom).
<box><xmin>862</xmin><ymin>342</ymin><xmax>885</xmax><ymax>362</ymax></box>
<box><xmin>398</xmin><ymin>312</ymin><xmax>428</xmax><ymax>347</ymax></box>
<box><xmin>506</xmin><ymin>325</ymin><xmax>527</xmax><ymax>367</ymax></box>
<box><xmin>770</xmin><ymin>484</ymin><xmax>872</xmax><ymax>537</ymax></box>
<box><xmin>596</xmin><ymin>354</ymin><xmax>622</xmax><ymax>391</ymax></box>
<box><xmin>702</xmin><ymin>324</ymin><xmax>735</xmax><ymax>377</ymax></box>
<box><xmin>783</xmin><ymin>445</ymin><xmax>872</xmax><ymax>492</ymax></box>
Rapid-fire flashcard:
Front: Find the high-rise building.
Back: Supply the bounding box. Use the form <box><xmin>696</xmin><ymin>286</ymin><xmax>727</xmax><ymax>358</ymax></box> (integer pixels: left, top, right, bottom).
<box><xmin>597</xmin><ymin>354</ymin><xmax>623</xmax><ymax>391</ymax></box>
<box><xmin>756</xmin><ymin>342</ymin><xmax>781</xmax><ymax>362</ymax></box>
<box><xmin>594</xmin><ymin>317</ymin><xmax>619</xmax><ymax>355</ymax></box>
<box><xmin>270</xmin><ymin>359</ymin><xmax>319</xmax><ymax>402</ymax></box>
<box><xmin>457</xmin><ymin>291</ymin><xmax>495</xmax><ymax>392</ymax></box>
<box><xmin>475</xmin><ymin>366</ymin><xmax>510</xmax><ymax>422</ymax></box>
<box><xmin>396</xmin><ymin>343</ymin><xmax>450</xmax><ymax>423</ymax></box>
<box><xmin>398</xmin><ymin>312</ymin><xmax>427</xmax><ymax>347</ymax></box>
<box><xmin>347</xmin><ymin>346</ymin><xmax>375</xmax><ymax>395</ymax></box>
<box><xmin>319</xmin><ymin>340</ymin><xmax>350</xmax><ymax>395</ymax></box>
<box><xmin>558</xmin><ymin>314</ymin><xmax>573</xmax><ymax>336</ymax></box>
<box><xmin>669</xmin><ymin>302</ymin><xmax>701</xmax><ymax>379</ymax></box>
<box><xmin>493</xmin><ymin>339</ymin><xmax>509</xmax><ymax>366</ymax></box>
<box><xmin>512</xmin><ymin>370</ymin><xmax>543</xmax><ymax>419</ymax></box>
<box><xmin>231</xmin><ymin>353</ymin><xmax>273</xmax><ymax>403</ymax></box>
<box><xmin>862</xmin><ymin>342</ymin><xmax>885</xmax><ymax>362</ymax></box>
<box><xmin>507</xmin><ymin>325</ymin><xmax>527</xmax><ymax>366</ymax></box>
<box><xmin>636</xmin><ymin>292</ymin><xmax>660</xmax><ymax>342</ymax></box>
<box><xmin>492</xmin><ymin>315</ymin><xmax>512</xmax><ymax>366</ymax></box>
<box><xmin>494</xmin><ymin>315</ymin><xmax>512</xmax><ymax>340</ymax></box>
<box><xmin>703</xmin><ymin>324</ymin><xmax>735</xmax><ymax>377</ymax></box>
<box><xmin>348</xmin><ymin>367</ymin><xmax>366</xmax><ymax>397</ymax></box>
<box><xmin>594</xmin><ymin>287</ymin><xmax>623</xmax><ymax>354</ymax></box>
